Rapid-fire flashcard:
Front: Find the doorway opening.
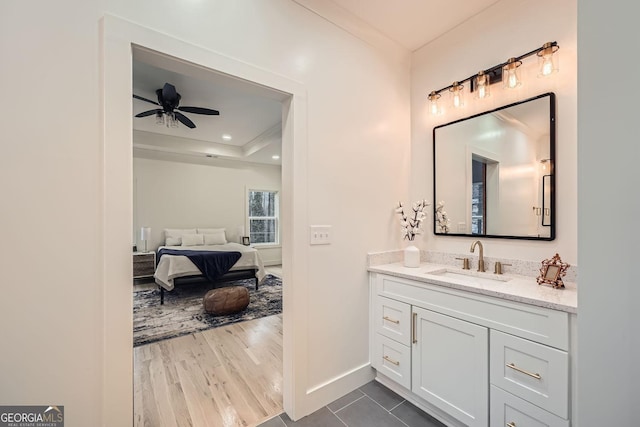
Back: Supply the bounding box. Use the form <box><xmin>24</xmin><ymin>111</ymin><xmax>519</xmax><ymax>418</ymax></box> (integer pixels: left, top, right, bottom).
<box><xmin>102</xmin><ymin>16</ymin><xmax>310</xmax><ymax>424</ymax></box>
<box><xmin>130</xmin><ymin>46</ymin><xmax>288</xmax><ymax>426</ymax></box>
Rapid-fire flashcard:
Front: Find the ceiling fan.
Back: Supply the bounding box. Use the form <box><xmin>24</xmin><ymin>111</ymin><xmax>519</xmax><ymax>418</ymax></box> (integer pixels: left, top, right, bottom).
<box><xmin>133</xmin><ymin>82</ymin><xmax>219</xmax><ymax>129</ymax></box>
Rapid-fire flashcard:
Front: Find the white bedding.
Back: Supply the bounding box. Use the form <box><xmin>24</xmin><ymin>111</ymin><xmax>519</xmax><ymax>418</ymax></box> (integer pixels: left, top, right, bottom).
<box><xmin>154</xmin><ymin>242</ymin><xmax>266</xmax><ymax>290</ymax></box>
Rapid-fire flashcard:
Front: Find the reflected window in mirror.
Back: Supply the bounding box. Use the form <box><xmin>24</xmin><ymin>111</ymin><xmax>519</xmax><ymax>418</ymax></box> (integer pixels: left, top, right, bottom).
<box><xmin>433</xmin><ymin>92</ymin><xmax>555</xmax><ymax>241</ymax></box>
<box><xmin>471</xmin><ymin>159</ymin><xmax>486</xmax><ymax>235</ymax></box>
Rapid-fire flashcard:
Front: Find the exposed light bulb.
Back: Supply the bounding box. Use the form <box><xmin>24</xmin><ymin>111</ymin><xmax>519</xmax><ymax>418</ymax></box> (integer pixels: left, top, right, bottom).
<box><xmin>474</xmin><ymin>71</ymin><xmax>490</xmax><ymax>99</ymax></box>
<box><xmin>541</xmin><ymin>55</ymin><xmax>554</xmax><ymax>76</ymax></box>
<box><xmin>428</xmin><ymin>91</ymin><xmax>441</xmax><ymax>115</ymax></box>
<box><xmin>453</xmin><ymin>93</ymin><xmax>461</xmax><ymax>107</ymax></box>
<box><xmin>503</xmin><ymin>58</ymin><xmax>522</xmax><ymax>89</ymax></box>
<box><xmin>449</xmin><ymin>82</ymin><xmax>464</xmax><ymax>108</ymax></box>
<box><xmin>537</xmin><ymin>42</ymin><xmax>559</xmax><ymax>77</ymax></box>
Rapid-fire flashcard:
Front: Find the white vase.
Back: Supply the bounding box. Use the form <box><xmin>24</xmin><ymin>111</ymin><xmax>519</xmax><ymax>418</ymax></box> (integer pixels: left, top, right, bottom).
<box><xmin>404</xmin><ymin>244</ymin><xmax>420</xmax><ymax>268</ymax></box>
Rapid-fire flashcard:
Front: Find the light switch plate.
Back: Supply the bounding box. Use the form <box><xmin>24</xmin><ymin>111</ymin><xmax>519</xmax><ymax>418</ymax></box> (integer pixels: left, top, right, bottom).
<box><xmin>310</xmin><ymin>225</ymin><xmax>332</xmax><ymax>245</ymax></box>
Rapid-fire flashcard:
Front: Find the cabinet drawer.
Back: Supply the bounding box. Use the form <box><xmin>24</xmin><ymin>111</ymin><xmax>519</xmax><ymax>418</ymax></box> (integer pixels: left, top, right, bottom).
<box><xmin>133</xmin><ymin>253</ymin><xmax>154</xmax><ymax>263</ymax></box>
<box><xmin>374</xmin><ymin>296</ymin><xmax>411</xmax><ymax>346</ymax></box>
<box><xmin>372</xmin><ymin>333</ymin><xmax>411</xmax><ymax>389</ymax></box>
<box><xmin>491</xmin><ymin>385</ymin><xmax>569</xmax><ymax>427</ymax></box>
<box><xmin>490</xmin><ymin>330</ymin><xmax>568</xmax><ymax>418</ymax></box>
<box><xmin>376</xmin><ymin>274</ymin><xmax>569</xmax><ymax>350</ymax></box>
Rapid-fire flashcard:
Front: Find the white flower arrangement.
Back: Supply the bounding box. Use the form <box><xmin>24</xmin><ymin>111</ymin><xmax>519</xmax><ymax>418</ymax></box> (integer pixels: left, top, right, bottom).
<box><xmin>395</xmin><ymin>199</ymin><xmax>429</xmax><ymax>241</ymax></box>
<box><xmin>435</xmin><ymin>200</ymin><xmax>451</xmax><ymax>233</ymax></box>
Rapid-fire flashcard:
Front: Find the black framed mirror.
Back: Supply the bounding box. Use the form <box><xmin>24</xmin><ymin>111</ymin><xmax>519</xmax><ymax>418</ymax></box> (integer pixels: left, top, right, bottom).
<box><xmin>433</xmin><ymin>92</ymin><xmax>555</xmax><ymax>240</ymax></box>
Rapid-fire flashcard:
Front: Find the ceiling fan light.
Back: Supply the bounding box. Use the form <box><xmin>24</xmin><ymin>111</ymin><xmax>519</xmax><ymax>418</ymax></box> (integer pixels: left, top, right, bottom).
<box><xmin>155</xmin><ymin>112</ymin><xmax>164</xmax><ymax>125</ymax></box>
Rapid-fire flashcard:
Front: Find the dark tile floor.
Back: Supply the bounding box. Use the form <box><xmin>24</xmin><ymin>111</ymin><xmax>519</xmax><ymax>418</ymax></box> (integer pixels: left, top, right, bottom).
<box><xmin>257</xmin><ymin>380</ymin><xmax>445</xmax><ymax>427</ymax></box>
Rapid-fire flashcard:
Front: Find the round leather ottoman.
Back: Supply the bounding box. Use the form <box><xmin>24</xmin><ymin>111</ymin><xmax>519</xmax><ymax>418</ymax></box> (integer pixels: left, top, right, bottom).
<box><xmin>203</xmin><ymin>286</ymin><xmax>250</xmax><ymax>315</ymax></box>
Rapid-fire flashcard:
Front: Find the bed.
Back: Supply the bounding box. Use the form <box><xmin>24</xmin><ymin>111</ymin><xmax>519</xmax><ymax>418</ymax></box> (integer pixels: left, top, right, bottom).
<box><xmin>153</xmin><ymin>228</ymin><xmax>267</xmax><ymax>304</ymax></box>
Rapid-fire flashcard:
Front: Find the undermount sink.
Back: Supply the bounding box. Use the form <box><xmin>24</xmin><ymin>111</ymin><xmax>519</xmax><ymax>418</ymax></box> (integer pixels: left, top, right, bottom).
<box><xmin>425</xmin><ymin>268</ymin><xmax>511</xmax><ymax>285</ymax></box>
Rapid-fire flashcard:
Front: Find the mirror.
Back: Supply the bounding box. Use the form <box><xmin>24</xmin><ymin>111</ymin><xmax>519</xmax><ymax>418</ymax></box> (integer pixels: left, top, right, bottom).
<box><xmin>433</xmin><ymin>92</ymin><xmax>555</xmax><ymax>240</ymax></box>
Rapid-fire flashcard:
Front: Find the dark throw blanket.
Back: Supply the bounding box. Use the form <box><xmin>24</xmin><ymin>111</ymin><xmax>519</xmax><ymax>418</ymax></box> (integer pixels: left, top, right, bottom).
<box><xmin>157</xmin><ymin>249</ymin><xmax>242</xmax><ymax>282</ymax></box>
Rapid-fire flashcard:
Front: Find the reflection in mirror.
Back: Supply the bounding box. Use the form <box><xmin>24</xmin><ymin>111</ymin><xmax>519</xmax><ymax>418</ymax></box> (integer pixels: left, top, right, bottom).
<box><xmin>433</xmin><ymin>92</ymin><xmax>555</xmax><ymax>240</ymax></box>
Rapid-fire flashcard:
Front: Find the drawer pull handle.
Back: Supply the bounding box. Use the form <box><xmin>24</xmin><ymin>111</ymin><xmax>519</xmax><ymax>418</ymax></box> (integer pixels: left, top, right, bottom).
<box><xmin>383</xmin><ymin>356</ymin><xmax>400</xmax><ymax>366</ymax></box>
<box><xmin>383</xmin><ymin>316</ymin><xmax>400</xmax><ymax>324</ymax></box>
<box><xmin>412</xmin><ymin>312</ymin><xmax>417</xmax><ymax>344</ymax></box>
<box><xmin>506</xmin><ymin>363</ymin><xmax>542</xmax><ymax>380</ymax></box>
<box><xmin>507</xmin><ymin>423</ymin><xmax>516</xmax><ymax>427</ymax></box>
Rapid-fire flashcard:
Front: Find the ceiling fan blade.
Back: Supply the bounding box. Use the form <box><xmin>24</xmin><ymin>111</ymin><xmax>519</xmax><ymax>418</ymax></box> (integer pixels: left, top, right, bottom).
<box><xmin>174</xmin><ymin>111</ymin><xmax>196</xmax><ymax>129</ymax></box>
<box><xmin>177</xmin><ymin>106</ymin><xmax>220</xmax><ymax>115</ymax></box>
<box><xmin>133</xmin><ymin>94</ymin><xmax>160</xmax><ymax>106</ymax></box>
<box><xmin>135</xmin><ymin>109</ymin><xmax>163</xmax><ymax>118</ymax></box>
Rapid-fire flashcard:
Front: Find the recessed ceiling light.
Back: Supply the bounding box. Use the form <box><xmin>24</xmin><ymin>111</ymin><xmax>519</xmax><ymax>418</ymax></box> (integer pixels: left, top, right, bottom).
<box><xmin>222</xmin><ymin>134</ymin><xmax>232</xmax><ymax>141</ymax></box>
<box><xmin>272</xmin><ymin>155</ymin><xmax>280</xmax><ymax>160</ymax></box>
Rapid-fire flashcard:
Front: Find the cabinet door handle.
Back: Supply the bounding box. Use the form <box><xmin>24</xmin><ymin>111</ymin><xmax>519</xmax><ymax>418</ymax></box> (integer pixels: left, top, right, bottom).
<box><xmin>412</xmin><ymin>312</ymin><xmax>417</xmax><ymax>344</ymax></box>
<box><xmin>507</xmin><ymin>422</ymin><xmax>516</xmax><ymax>427</ymax></box>
<box><xmin>506</xmin><ymin>363</ymin><xmax>542</xmax><ymax>379</ymax></box>
<box><xmin>383</xmin><ymin>356</ymin><xmax>399</xmax><ymax>366</ymax></box>
<box><xmin>383</xmin><ymin>316</ymin><xmax>400</xmax><ymax>324</ymax></box>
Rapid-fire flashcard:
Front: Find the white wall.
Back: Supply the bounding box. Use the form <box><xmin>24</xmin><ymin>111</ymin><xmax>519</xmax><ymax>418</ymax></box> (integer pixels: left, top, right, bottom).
<box><xmin>133</xmin><ymin>155</ymin><xmax>282</xmax><ymax>265</ymax></box>
<box><xmin>411</xmin><ymin>0</ymin><xmax>577</xmax><ymax>264</ymax></box>
<box><xmin>0</xmin><ymin>0</ymin><xmax>410</xmax><ymax>425</ymax></box>
<box><xmin>577</xmin><ymin>0</ymin><xmax>640</xmax><ymax>424</ymax></box>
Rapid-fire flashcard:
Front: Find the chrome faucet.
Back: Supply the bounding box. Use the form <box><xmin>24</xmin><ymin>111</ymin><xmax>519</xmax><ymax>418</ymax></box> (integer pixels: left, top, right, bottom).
<box><xmin>470</xmin><ymin>240</ymin><xmax>485</xmax><ymax>272</ymax></box>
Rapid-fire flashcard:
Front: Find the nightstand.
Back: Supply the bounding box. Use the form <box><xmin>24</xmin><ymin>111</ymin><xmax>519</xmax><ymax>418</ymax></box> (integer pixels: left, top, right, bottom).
<box><xmin>133</xmin><ymin>251</ymin><xmax>156</xmax><ymax>279</ymax></box>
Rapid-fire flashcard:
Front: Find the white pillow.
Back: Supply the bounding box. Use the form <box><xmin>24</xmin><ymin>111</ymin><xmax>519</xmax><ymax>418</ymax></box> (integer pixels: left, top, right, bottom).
<box><xmin>181</xmin><ymin>234</ymin><xmax>204</xmax><ymax>246</ymax></box>
<box><xmin>203</xmin><ymin>231</ymin><xmax>227</xmax><ymax>245</ymax></box>
<box><xmin>198</xmin><ymin>228</ymin><xmax>227</xmax><ymax>244</ymax></box>
<box><xmin>164</xmin><ymin>228</ymin><xmax>197</xmax><ymax>246</ymax></box>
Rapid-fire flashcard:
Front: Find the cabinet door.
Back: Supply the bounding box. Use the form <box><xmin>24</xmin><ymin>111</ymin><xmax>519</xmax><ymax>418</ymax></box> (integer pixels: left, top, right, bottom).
<box><xmin>412</xmin><ymin>307</ymin><xmax>488</xmax><ymax>427</ymax></box>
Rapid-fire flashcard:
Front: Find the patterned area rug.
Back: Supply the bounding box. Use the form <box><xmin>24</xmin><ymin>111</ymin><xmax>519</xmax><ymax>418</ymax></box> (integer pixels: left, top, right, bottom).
<box><xmin>133</xmin><ymin>274</ymin><xmax>282</xmax><ymax>347</ymax></box>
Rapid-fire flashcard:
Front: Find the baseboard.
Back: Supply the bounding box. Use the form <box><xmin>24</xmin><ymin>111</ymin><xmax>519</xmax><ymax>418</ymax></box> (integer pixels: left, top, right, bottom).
<box><xmin>301</xmin><ymin>363</ymin><xmax>375</xmax><ymax>418</ymax></box>
<box><xmin>263</xmin><ymin>260</ymin><xmax>282</xmax><ymax>267</ymax></box>
<box><xmin>375</xmin><ymin>374</ymin><xmax>466</xmax><ymax>427</ymax></box>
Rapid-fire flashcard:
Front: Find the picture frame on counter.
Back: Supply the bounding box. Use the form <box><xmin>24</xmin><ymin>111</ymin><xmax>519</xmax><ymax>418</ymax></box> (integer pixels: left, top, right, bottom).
<box><xmin>537</xmin><ymin>253</ymin><xmax>570</xmax><ymax>289</ymax></box>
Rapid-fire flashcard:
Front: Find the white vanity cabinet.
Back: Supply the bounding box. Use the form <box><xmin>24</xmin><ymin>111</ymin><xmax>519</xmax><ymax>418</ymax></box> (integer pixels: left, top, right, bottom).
<box><xmin>369</xmin><ymin>271</ymin><xmax>575</xmax><ymax>427</ymax></box>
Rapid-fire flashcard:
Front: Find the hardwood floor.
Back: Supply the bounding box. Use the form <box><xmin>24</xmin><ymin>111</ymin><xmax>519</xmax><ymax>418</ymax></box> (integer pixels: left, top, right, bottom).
<box><xmin>134</xmin><ymin>314</ymin><xmax>283</xmax><ymax>427</ymax></box>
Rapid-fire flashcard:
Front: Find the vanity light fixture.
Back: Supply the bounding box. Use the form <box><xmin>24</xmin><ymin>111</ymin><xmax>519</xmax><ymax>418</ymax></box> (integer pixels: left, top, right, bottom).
<box><xmin>503</xmin><ymin>57</ymin><xmax>522</xmax><ymax>89</ymax></box>
<box><xmin>537</xmin><ymin>42</ymin><xmax>560</xmax><ymax>77</ymax></box>
<box><xmin>474</xmin><ymin>70</ymin><xmax>490</xmax><ymax>99</ymax></box>
<box><xmin>540</xmin><ymin>158</ymin><xmax>551</xmax><ymax>172</ymax></box>
<box><xmin>427</xmin><ymin>41</ymin><xmax>559</xmax><ymax>115</ymax></box>
<box><xmin>428</xmin><ymin>91</ymin><xmax>442</xmax><ymax>115</ymax></box>
<box><xmin>450</xmin><ymin>82</ymin><xmax>465</xmax><ymax>108</ymax></box>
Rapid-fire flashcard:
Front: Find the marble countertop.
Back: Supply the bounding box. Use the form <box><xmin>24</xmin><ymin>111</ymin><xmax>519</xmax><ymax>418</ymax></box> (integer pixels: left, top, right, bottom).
<box><xmin>368</xmin><ymin>262</ymin><xmax>577</xmax><ymax>314</ymax></box>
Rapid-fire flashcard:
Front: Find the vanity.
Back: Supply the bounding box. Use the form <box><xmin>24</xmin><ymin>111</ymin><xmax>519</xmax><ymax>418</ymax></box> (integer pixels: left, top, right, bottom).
<box><xmin>368</xmin><ymin>261</ymin><xmax>577</xmax><ymax>427</ymax></box>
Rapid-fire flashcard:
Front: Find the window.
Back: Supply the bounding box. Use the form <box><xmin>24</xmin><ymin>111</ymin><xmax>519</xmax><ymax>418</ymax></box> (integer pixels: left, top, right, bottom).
<box><xmin>247</xmin><ymin>189</ymin><xmax>279</xmax><ymax>245</ymax></box>
<box><xmin>471</xmin><ymin>158</ymin><xmax>486</xmax><ymax>235</ymax></box>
